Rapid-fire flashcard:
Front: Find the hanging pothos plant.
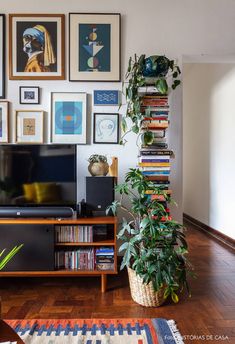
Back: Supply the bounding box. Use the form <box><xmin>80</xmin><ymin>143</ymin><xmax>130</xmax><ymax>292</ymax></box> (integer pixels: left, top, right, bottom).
<box><xmin>120</xmin><ymin>54</ymin><xmax>181</xmax><ymax>145</ymax></box>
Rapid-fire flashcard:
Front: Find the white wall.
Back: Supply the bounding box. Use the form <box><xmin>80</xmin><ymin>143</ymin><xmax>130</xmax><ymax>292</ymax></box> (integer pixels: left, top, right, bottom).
<box><xmin>3</xmin><ymin>0</ymin><xmax>235</xmax><ymax>223</ymax></box>
<box><xmin>183</xmin><ymin>63</ymin><xmax>235</xmax><ymax>240</ymax></box>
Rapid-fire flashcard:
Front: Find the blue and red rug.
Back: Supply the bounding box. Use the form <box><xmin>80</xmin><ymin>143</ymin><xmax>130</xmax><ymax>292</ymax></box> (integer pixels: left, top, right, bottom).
<box><xmin>6</xmin><ymin>318</ymin><xmax>184</xmax><ymax>343</ymax></box>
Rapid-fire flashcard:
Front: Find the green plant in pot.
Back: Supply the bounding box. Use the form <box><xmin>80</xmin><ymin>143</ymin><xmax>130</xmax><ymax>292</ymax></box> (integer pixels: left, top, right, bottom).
<box><xmin>120</xmin><ymin>54</ymin><xmax>181</xmax><ymax>146</ymax></box>
<box><xmin>107</xmin><ymin>168</ymin><xmax>192</xmax><ymax>307</ymax></box>
<box><xmin>88</xmin><ymin>154</ymin><xmax>109</xmax><ymax>176</ymax></box>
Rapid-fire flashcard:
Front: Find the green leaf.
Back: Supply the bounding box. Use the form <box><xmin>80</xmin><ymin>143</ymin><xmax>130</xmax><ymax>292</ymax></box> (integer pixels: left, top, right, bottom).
<box><xmin>172</xmin><ymin>80</ymin><xmax>181</xmax><ymax>89</ymax></box>
<box><xmin>119</xmin><ymin>242</ymin><xmax>129</xmax><ymax>253</ymax></box>
<box><xmin>132</xmin><ymin>124</ymin><xmax>139</xmax><ymax>134</ymax></box>
<box><xmin>141</xmin><ymin>131</ymin><xmax>154</xmax><ymax>146</ymax></box>
<box><xmin>156</xmin><ymin>79</ymin><xmax>168</xmax><ymax>94</ymax></box>
<box><xmin>173</xmin><ymin>71</ymin><xmax>178</xmax><ymax>78</ymax></box>
<box><xmin>121</xmin><ymin>118</ymin><xmax>127</xmax><ymax>133</ymax></box>
<box><xmin>171</xmin><ymin>291</ymin><xmax>179</xmax><ymax>303</ymax></box>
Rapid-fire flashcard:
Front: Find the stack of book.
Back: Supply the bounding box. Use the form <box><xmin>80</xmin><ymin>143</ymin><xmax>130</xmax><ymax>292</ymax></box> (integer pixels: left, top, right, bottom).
<box><xmin>95</xmin><ymin>247</ymin><xmax>114</xmax><ymax>271</ymax></box>
<box><xmin>55</xmin><ymin>248</ymin><xmax>95</xmax><ymax>270</ymax></box>
<box><xmin>138</xmin><ymin>87</ymin><xmax>174</xmax><ymax>215</ymax></box>
<box><xmin>55</xmin><ymin>225</ymin><xmax>93</xmax><ymax>243</ymax></box>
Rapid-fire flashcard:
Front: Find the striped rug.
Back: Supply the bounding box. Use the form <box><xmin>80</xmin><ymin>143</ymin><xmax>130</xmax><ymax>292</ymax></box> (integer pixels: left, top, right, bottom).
<box><xmin>6</xmin><ymin>318</ymin><xmax>184</xmax><ymax>344</ymax></box>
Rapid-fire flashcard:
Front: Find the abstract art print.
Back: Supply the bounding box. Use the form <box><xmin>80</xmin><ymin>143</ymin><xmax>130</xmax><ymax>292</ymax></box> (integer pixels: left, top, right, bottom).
<box><xmin>20</xmin><ymin>86</ymin><xmax>40</xmax><ymax>104</ymax></box>
<box><xmin>9</xmin><ymin>14</ymin><xmax>65</xmax><ymax>80</ymax></box>
<box><xmin>16</xmin><ymin>110</ymin><xmax>43</xmax><ymax>143</ymax></box>
<box><xmin>51</xmin><ymin>92</ymin><xmax>87</xmax><ymax>144</ymax></box>
<box><xmin>0</xmin><ymin>101</ymin><xmax>9</xmax><ymax>143</ymax></box>
<box><xmin>0</xmin><ymin>14</ymin><xmax>5</xmax><ymax>98</ymax></box>
<box><xmin>69</xmin><ymin>13</ymin><xmax>120</xmax><ymax>81</ymax></box>
<box><xmin>94</xmin><ymin>90</ymin><xmax>119</xmax><ymax>106</ymax></box>
<box><xmin>93</xmin><ymin>113</ymin><xmax>119</xmax><ymax>144</ymax></box>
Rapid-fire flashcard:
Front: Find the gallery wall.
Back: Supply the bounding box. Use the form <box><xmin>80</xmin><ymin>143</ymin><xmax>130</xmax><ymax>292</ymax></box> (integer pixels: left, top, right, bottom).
<box><xmin>2</xmin><ymin>0</ymin><xmax>235</xmax><ymax>222</ymax></box>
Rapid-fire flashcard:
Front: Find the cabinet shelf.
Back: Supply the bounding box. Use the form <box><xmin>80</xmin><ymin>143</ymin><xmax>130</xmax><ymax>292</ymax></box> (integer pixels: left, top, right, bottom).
<box><xmin>55</xmin><ymin>240</ymin><xmax>115</xmax><ymax>247</ymax></box>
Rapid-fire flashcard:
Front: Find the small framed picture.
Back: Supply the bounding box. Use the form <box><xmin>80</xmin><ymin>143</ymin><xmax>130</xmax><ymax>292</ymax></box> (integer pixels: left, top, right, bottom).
<box><xmin>51</xmin><ymin>92</ymin><xmax>87</xmax><ymax>144</ymax></box>
<box><xmin>94</xmin><ymin>90</ymin><xmax>119</xmax><ymax>106</ymax></box>
<box><xmin>0</xmin><ymin>101</ymin><xmax>9</xmax><ymax>143</ymax></box>
<box><xmin>9</xmin><ymin>14</ymin><xmax>65</xmax><ymax>80</ymax></box>
<box><xmin>19</xmin><ymin>86</ymin><xmax>40</xmax><ymax>104</ymax></box>
<box><xmin>69</xmin><ymin>13</ymin><xmax>121</xmax><ymax>81</ymax></box>
<box><xmin>16</xmin><ymin>110</ymin><xmax>44</xmax><ymax>143</ymax></box>
<box><xmin>0</xmin><ymin>14</ymin><xmax>5</xmax><ymax>99</ymax></box>
<box><xmin>93</xmin><ymin>113</ymin><xmax>119</xmax><ymax>144</ymax></box>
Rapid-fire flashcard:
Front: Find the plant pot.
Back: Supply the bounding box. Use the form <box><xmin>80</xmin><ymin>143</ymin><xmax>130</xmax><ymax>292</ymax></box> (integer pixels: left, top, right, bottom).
<box><xmin>127</xmin><ymin>267</ymin><xmax>166</xmax><ymax>307</ymax></box>
<box><xmin>88</xmin><ymin>162</ymin><xmax>109</xmax><ymax>176</ymax></box>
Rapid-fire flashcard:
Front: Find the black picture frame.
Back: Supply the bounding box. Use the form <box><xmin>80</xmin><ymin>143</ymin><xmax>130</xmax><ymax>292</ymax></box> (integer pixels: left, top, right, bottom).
<box><xmin>93</xmin><ymin>113</ymin><xmax>119</xmax><ymax>144</ymax></box>
<box><xmin>19</xmin><ymin>86</ymin><xmax>40</xmax><ymax>104</ymax></box>
<box><xmin>0</xmin><ymin>14</ymin><xmax>5</xmax><ymax>99</ymax></box>
<box><xmin>69</xmin><ymin>13</ymin><xmax>121</xmax><ymax>82</ymax></box>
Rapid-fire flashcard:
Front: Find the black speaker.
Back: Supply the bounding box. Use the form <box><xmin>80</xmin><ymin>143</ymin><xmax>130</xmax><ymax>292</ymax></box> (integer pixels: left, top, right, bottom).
<box><xmin>86</xmin><ymin>177</ymin><xmax>115</xmax><ymax>216</ymax></box>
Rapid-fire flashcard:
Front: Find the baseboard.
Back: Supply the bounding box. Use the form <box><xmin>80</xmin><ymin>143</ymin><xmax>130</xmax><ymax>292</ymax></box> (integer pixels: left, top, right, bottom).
<box><xmin>183</xmin><ymin>213</ymin><xmax>235</xmax><ymax>250</ymax></box>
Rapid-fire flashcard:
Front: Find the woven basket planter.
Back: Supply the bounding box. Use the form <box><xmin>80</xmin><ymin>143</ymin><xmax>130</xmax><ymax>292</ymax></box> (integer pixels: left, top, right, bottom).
<box><xmin>127</xmin><ymin>267</ymin><xmax>166</xmax><ymax>307</ymax></box>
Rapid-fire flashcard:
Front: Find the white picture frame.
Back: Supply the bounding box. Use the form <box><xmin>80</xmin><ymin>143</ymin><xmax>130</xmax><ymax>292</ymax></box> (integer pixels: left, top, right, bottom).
<box><xmin>51</xmin><ymin>92</ymin><xmax>87</xmax><ymax>144</ymax></box>
<box><xmin>16</xmin><ymin>110</ymin><xmax>44</xmax><ymax>143</ymax></box>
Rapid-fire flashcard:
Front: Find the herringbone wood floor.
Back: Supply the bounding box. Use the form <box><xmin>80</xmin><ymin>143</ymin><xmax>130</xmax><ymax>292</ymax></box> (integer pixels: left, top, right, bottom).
<box><xmin>0</xmin><ymin>221</ymin><xmax>234</xmax><ymax>344</ymax></box>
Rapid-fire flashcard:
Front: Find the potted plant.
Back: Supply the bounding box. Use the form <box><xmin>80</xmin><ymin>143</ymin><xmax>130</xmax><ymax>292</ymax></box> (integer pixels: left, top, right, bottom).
<box><xmin>88</xmin><ymin>154</ymin><xmax>109</xmax><ymax>176</ymax></box>
<box><xmin>120</xmin><ymin>54</ymin><xmax>181</xmax><ymax>145</ymax></box>
<box><xmin>107</xmin><ymin>168</ymin><xmax>192</xmax><ymax>307</ymax></box>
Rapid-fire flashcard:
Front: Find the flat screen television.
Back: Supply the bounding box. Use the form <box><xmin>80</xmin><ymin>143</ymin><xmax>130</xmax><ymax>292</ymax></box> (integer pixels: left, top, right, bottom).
<box><xmin>0</xmin><ymin>144</ymin><xmax>77</xmax><ymax>209</ymax></box>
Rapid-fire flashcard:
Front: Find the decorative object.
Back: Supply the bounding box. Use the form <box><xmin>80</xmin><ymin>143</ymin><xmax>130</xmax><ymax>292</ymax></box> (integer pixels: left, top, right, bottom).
<box><xmin>69</xmin><ymin>13</ymin><xmax>120</xmax><ymax>81</ymax></box>
<box><xmin>0</xmin><ymin>101</ymin><xmax>9</xmax><ymax>143</ymax></box>
<box><xmin>0</xmin><ymin>14</ymin><xmax>5</xmax><ymax>98</ymax></box>
<box><xmin>93</xmin><ymin>113</ymin><xmax>119</xmax><ymax>144</ymax></box>
<box><xmin>109</xmin><ymin>156</ymin><xmax>118</xmax><ymax>178</ymax></box>
<box><xmin>6</xmin><ymin>318</ymin><xmax>184</xmax><ymax>344</ymax></box>
<box><xmin>107</xmin><ymin>168</ymin><xmax>193</xmax><ymax>306</ymax></box>
<box><xmin>19</xmin><ymin>86</ymin><xmax>40</xmax><ymax>104</ymax></box>
<box><xmin>88</xmin><ymin>154</ymin><xmax>109</xmax><ymax>176</ymax></box>
<box><xmin>94</xmin><ymin>90</ymin><xmax>119</xmax><ymax>106</ymax></box>
<box><xmin>120</xmin><ymin>54</ymin><xmax>181</xmax><ymax>145</ymax></box>
<box><xmin>9</xmin><ymin>14</ymin><xmax>65</xmax><ymax>80</ymax></box>
<box><xmin>16</xmin><ymin>110</ymin><xmax>44</xmax><ymax>143</ymax></box>
<box><xmin>51</xmin><ymin>92</ymin><xmax>87</xmax><ymax>144</ymax></box>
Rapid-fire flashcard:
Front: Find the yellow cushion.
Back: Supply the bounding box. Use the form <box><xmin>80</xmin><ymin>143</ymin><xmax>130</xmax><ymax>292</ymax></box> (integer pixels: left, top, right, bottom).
<box><xmin>23</xmin><ymin>183</ymin><xmax>36</xmax><ymax>202</ymax></box>
<box><xmin>34</xmin><ymin>182</ymin><xmax>60</xmax><ymax>203</ymax></box>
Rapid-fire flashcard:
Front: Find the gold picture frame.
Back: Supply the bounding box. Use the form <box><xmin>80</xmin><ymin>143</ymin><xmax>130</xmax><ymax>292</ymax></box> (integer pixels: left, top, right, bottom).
<box><xmin>15</xmin><ymin>110</ymin><xmax>44</xmax><ymax>143</ymax></box>
<box><xmin>9</xmin><ymin>14</ymin><xmax>65</xmax><ymax>80</ymax></box>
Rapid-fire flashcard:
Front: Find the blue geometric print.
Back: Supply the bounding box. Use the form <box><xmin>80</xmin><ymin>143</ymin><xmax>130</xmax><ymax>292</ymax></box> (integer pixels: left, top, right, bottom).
<box><xmin>94</xmin><ymin>90</ymin><xmax>119</xmax><ymax>106</ymax></box>
<box><xmin>55</xmin><ymin>101</ymin><xmax>83</xmax><ymax>135</ymax></box>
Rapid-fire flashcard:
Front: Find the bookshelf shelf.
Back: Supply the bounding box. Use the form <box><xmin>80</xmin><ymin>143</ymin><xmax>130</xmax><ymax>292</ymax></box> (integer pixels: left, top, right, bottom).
<box><xmin>0</xmin><ymin>216</ymin><xmax>118</xmax><ymax>293</ymax></box>
<box><xmin>55</xmin><ymin>240</ymin><xmax>115</xmax><ymax>247</ymax></box>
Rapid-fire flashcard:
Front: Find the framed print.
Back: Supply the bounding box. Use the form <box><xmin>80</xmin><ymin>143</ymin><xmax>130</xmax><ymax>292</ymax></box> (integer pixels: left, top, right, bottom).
<box><xmin>16</xmin><ymin>110</ymin><xmax>44</xmax><ymax>143</ymax></box>
<box><xmin>20</xmin><ymin>86</ymin><xmax>40</xmax><ymax>104</ymax></box>
<box><xmin>94</xmin><ymin>90</ymin><xmax>119</xmax><ymax>106</ymax></box>
<box><xmin>69</xmin><ymin>13</ymin><xmax>120</xmax><ymax>81</ymax></box>
<box><xmin>93</xmin><ymin>113</ymin><xmax>119</xmax><ymax>144</ymax></box>
<box><xmin>0</xmin><ymin>101</ymin><xmax>9</xmax><ymax>143</ymax></box>
<box><xmin>51</xmin><ymin>92</ymin><xmax>87</xmax><ymax>144</ymax></box>
<box><xmin>9</xmin><ymin>14</ymin><xmax>65</xmax><ymax>80</ymax></box>
<box><xmin>0</xmin><ymin>14</ymin><xmax>5</xmax><ymax>98</ymax></box>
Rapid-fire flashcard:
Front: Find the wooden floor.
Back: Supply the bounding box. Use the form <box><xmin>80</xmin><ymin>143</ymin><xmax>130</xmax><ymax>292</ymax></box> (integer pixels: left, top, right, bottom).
<box><xmin>0</xmin><ymin>220</ymin><xmax>235</xmax><ymax>344</ymax></box>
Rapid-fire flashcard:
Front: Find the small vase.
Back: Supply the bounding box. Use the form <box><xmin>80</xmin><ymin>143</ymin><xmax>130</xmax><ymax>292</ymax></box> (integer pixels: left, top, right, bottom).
<box><xmin>88</xmin><ymin>162</ymin><xmax>109</xmax><ymax>176</ymax></box>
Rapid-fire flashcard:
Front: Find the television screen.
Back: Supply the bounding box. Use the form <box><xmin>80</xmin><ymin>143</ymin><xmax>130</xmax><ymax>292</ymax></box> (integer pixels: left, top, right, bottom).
<box><xmin>0</xmin><ymin>145</ymin><xmax>77</xmax><ymax>208</ymax></box>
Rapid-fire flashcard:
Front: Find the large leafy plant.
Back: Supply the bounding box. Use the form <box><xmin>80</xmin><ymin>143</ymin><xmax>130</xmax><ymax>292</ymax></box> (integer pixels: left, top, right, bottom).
<box><xmin>107</xmin><ymin>168</ymin><xmax>192</xmax><ymax>303</ymax></box>
<box><xmin>120</xmin><ymin>54</ymin><xmax>181</xmax><ymax>145</ymax></box>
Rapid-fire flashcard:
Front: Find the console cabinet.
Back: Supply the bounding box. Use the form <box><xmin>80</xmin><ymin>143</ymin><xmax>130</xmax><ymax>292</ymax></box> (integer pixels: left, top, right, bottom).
<box><xmin>0</xmin><ymin>217</ymin><xmax>117</xmax><ymax>292</ymax></box>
